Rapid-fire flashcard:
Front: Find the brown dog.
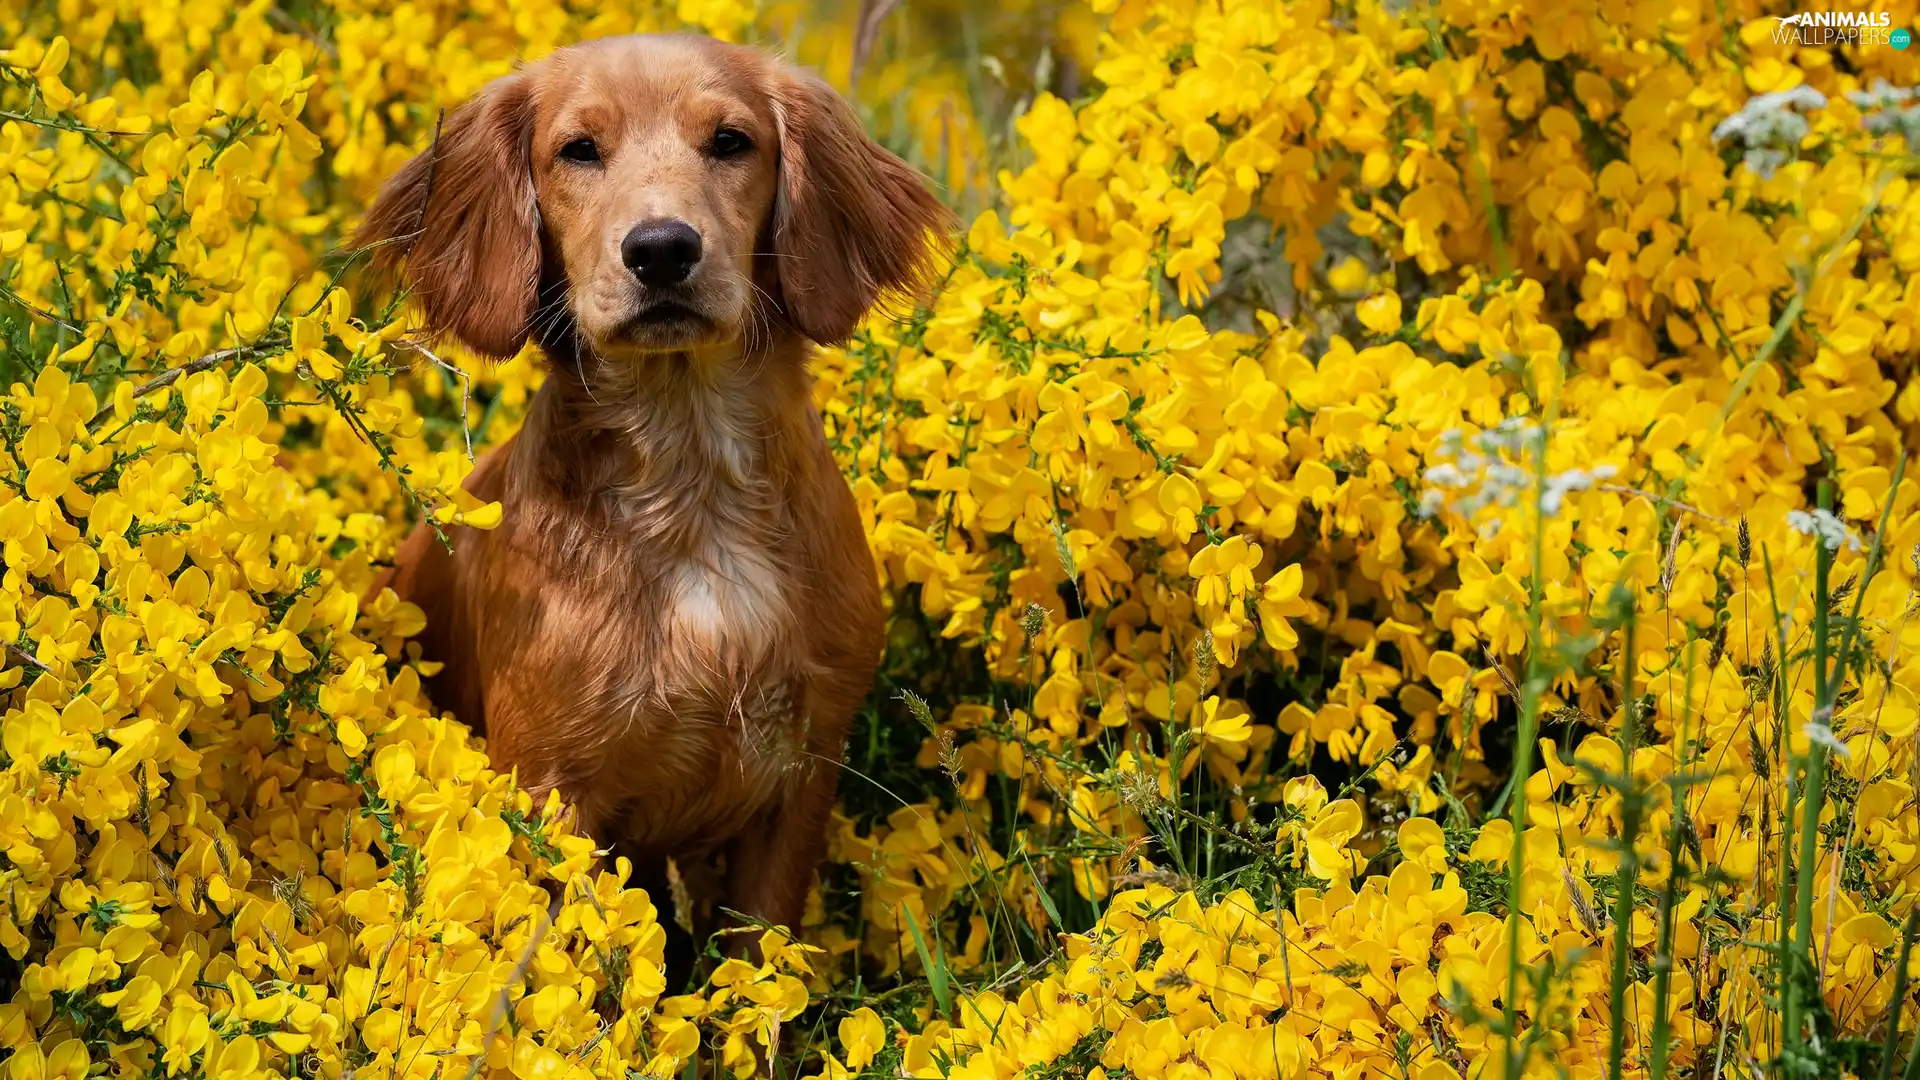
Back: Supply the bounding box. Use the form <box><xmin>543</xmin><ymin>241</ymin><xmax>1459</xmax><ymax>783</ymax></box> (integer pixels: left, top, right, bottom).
<box><xmin>355</xmin><ymin>34</ymin><xmax>948</xmax><ymax>944</ymax></box>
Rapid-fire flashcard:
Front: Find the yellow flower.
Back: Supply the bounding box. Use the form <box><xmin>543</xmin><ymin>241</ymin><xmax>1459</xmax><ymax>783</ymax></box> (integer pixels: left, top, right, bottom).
<box><xmin>838</xmin><ymin>1007</ymin><xmax>887</xmax><ymax>1069</ymax></box>
<box><xmin>1191</xmin><ymin>695</ymin><xmax>1251</xmax><ymax>745</ymax></box>
<box><xmin>288</xmin><ymin>315</ymin><xmax>341</xmax><ymax>379</ymax></box>
<box><xmin>1304</xmin><ymin>799</ymin><xmax>1365</xmax><ymax>882</ymax></box>
<box><xmin>1258</xmin><ymin>563</ymin><xmax>1310</xmax><ymax>651</ymax></box>
<box><xmin>1356</xmin><ymin>291</ymin><xmax>1403</xmax><ymax>335</ymax></box>
<box><xmin>1187</xmin><ymin>535</ymin><xmax>1260</xmax><ymax>609</ymax></box>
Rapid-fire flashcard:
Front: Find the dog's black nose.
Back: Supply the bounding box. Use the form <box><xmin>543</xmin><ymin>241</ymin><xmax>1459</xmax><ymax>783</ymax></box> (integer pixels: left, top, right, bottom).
<box><xmin>621</xmin><ymin>220</ymin><xmax>703</xmax><ymax>287</ymax></box>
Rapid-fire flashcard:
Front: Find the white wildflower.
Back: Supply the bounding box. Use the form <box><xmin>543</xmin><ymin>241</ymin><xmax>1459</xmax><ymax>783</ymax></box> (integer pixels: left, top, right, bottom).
<box><xmin>1419</xmin><ymin>421</ymin><xmax>1617</xmax><ymax>524</ymax></box>
<box><xmin>1540</xmin><ymin>463</ymin><xmax>1618</xmax><ymax>516</ymax></box>
<box><xmin>1847</xmin><ymin>80</ymin><xmax>1916</xmax><ymax>111</ymax></box>
<box><xmin>1785</xmin><ymin>508</ymin><xmax>1862</xmax><ymax>552</ymax></box>
<box><xmin>1802</xmin><ymin>719</ymin><xmax>1850</xmax><ymax>759</ymax></box>
<box><xmin>1848</xmin><ymin>80</ymin><xmax>1920</xmax><ymax>147</ymax></box>
<box><xmin>1713</xmin><ymin>87</ymin><xmax>1829</xmax><ymax>179</ymax></box>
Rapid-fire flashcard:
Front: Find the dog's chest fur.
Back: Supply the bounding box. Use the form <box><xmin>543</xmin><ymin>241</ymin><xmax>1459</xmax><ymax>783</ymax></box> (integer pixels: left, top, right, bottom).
<box><xmin>541</xmin><ymin>362</ymin><xmax>817</xmax><ymax>853</ymax></box>
<box><xmin>616</xmin><ymin>551</ymin><xmax>808</xmax><ymax>854</ymax></box>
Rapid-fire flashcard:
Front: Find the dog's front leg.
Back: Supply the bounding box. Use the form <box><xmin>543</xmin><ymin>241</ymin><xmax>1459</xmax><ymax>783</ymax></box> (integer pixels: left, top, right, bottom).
<box><xmin>721</xmin><ymin>689</ymin><xmax>852</xmax><ymax>957</ymax></box>
<box><xmin>480</xmin><ymin>689</ymin><xmax>625</xmax><ymax>869</ymax></box>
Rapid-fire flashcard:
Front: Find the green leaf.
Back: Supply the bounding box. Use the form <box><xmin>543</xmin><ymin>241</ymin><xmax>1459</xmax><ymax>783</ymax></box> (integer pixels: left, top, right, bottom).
<box><xmin>902</xmin><ymin>906</ymin><xmax>951</xmax><ymax>1018</ymax></box>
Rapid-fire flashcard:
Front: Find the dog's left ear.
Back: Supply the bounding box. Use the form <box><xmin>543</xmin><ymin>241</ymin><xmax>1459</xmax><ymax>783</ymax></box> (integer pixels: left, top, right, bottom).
<box><xmin>769</xmin><ymin>69</ymin><xmax>953</xmax><ymax>346</ymax></box>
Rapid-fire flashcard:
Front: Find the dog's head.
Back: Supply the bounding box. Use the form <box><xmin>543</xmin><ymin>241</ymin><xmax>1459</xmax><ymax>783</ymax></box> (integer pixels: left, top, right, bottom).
<box><xmin>356</xmin><ymin>35</ymin><xmax>950</xmax><ymax>362</ymax></box>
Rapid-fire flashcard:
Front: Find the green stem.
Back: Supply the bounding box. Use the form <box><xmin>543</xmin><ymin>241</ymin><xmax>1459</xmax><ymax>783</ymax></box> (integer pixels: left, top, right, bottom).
<box><xmin>1650</xmin><ymin>825</ymin><xmax>1683</xmax><ymax>1080</ymax></box>
<box><xmin>1906</xmin><ymin>979</ymin><xmax>1920</xmax><ymax>1080</ymax></box>
<box><xmin>1502</xmin><ymin>429</ymin><xmax>1550</xmax><ymax>1080</ymax></box>
<box><xmin>1424</xmin><ymin>21</ymin><xmax>1510</xmax><ymax>280</ymax></box>
<box><xmin>1693</xmin><ymin>172</ymin><xmax>1891</xmax><ymax>471</ymax></box>
<box><xmin>1766</xmin><ymin>544</ymin><xmax>1799</xmax><ymax>1056</ymax></box>
<box><xmin>1879</xmin><ymin>910</ymin><xmax>1918</xmax><ymax>1080</ymax></box>
<box><xmin>1608</xmin><ymin>609</ymin><xmax>1639</xmax><ymax>1080</ymax></box>
<box><xmin>1650</xmin><ymin>643</ymin><xmax>1696</xmax><ymax>1080</ymax></box>
<box><xmin>1825</xmin><ymin>451</ymin><xmax>1908</xmax><ymax>706</ymax></box>
<box><xmin>1791</xmin><ymin>481</ymin><xmax>1838</xmax><ymax>1050</ymax></box>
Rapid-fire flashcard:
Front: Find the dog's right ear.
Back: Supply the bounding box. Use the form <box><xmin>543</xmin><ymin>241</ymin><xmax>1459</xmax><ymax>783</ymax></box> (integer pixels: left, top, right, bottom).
<box><xmin>353</xmin><ymin>73</ymin><xmax>540</xmax><ymax>360</ymax></box>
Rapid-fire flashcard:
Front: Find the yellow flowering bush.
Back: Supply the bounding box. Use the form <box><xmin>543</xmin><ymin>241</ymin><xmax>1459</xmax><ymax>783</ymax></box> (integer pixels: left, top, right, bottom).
<box><xmin>4</xmin><ymin>0</ymin><xmax>1920</xmax><ymax>1078</ymax></box>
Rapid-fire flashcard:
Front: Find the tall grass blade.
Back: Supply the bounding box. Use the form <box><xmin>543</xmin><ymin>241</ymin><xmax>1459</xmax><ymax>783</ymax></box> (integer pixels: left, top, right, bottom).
<box><xmin>903</xmin><ymin>906</ymin><xmax>952</xmax><ymax>1017</ymax></box>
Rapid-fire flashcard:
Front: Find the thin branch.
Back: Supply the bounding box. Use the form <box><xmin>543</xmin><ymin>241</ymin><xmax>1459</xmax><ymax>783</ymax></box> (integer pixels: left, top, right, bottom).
<box><xmin>401</xmin><ymin>110</ymin><xmax>447</xmax><ymax>254</ymax></box>
<box><xmin>460</xmin><ymin>890</ymin><xmax>563</xmax><ymax>1080</ymax></box>
<box><xmin>394</xmin><ymin>337</ymin><xmax>475</xmax><ymax>460</ymax></box>
<box><xmin>850</xmin><ymin>0</ymin><xmax>903</xmax><ymax>86</ymax></box>
<box><xmin>1691</xmin><ymin>170</ymin><xmax>1895</xmax><ymax>469</ymax></box>
<box><xmin>1483</xmin><ymin>646</ymin><xmax>1521</xmax><ymax>701</ymax></box>
<box><xmin>85</xmin><ymin>347</ymin><xmax>251</xmax><ymax>433</ymax></box>
<box><xmin>7</xmin><ymin>643</ymin><xmax>53</xmax><ymax>675</ymax></box>
<box><xmin>266</xmin><ymin>7</ymin><xmax>339</xmax><ymax>60</ymax></box>
<box><xmin>1599</xmin><ymin>484</ymin><xmax>1731</xmax><ymax>526</ymax></box>
<box><xmin>0</xmin><ymin>108</ymin><xmax>148</xmax><ymax>138</ymax></box>
<box><xmin>0</xmin><ymin>281</ymin><xmax>81</xmax><ymax>334</ymax></box>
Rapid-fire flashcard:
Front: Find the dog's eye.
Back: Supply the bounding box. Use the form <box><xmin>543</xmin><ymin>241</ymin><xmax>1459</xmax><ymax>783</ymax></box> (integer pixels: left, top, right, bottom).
<box><xmin>559</xmin><ymin>138</ymin><xmax>601</xmax><ymax>164</ymax></box>
<box><xmin>709</xmin><ymin>128</ymin><xmax>752</xmax><ymax>158</ymax></box>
